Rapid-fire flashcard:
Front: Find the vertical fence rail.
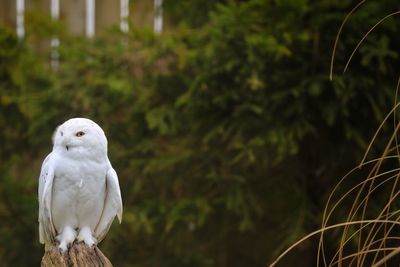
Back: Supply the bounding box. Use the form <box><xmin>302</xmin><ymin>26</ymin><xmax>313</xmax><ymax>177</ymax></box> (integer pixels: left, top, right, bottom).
<box><xmin>120</xmin><ymin>0</ymin><xmax>129</xmax><ymax>32</ymax></box>
<box><xmin>86</xmin><ymin>0</ymin><xmax>95</xmax><ymax>38</ymax></box>
<box><xmin>154</xmin><ymin>0</ymin><xmax>163</xmax><ymax>34</ymax></box>
<box><xmin>51</xmin><ymin>0</ymin><xmax>60</xmax><ymax>70</ymax></box>
<box><xmin>16</xmin><ymin>0</ymin><xmax>25</xmax><ymax>39</ymax></box>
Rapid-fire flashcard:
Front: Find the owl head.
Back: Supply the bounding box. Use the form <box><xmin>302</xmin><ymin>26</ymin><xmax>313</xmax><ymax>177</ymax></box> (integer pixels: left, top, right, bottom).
<box><xmin>52</xmin><ymin>118</ymin><xmax>108</xmax><ymax>158</ymax></box>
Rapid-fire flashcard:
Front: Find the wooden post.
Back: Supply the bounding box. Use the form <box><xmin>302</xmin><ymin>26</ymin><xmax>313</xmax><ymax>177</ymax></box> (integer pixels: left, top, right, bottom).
<box><xmin>41</xmin><ymin>242</ymin><xmax>113</xmax><ymax>267</ymax></box>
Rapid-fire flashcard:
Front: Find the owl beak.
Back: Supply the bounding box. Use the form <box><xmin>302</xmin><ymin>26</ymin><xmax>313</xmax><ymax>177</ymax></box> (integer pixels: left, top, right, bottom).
<box><xmin>64</xmin><ymin>139</ymin><xmax>72</xmax><ymax>151</ymax></box>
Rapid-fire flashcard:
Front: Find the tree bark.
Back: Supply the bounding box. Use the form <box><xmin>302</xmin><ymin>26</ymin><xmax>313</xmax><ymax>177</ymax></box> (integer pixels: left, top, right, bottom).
<box><xmin>41</xmin><ymin>242</ymin><xmax>113</xmax><ymax>267</ymax></box>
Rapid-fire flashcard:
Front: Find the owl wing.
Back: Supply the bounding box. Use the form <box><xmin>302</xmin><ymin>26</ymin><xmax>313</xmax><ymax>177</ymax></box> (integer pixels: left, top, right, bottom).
<box><xmin>94</xmin><ymin>166</ymin><xmax>123</xmax><ymax>242</ymax></box>
<box><xmin>38</xmin><ymin>152</ymin><xmax>57</xmax><ymax>244</ymax></box>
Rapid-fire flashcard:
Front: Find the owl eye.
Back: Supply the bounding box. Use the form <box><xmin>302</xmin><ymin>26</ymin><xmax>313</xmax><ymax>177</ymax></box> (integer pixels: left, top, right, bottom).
<box><xmin>75</xmin><ymin>131</ymin><xmax>85</xmax><ymax>137</ymax></box>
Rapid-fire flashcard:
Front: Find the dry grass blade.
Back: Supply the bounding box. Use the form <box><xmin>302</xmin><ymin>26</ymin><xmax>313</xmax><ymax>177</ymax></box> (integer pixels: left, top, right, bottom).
<box><xmin>269</xmin><ymin>220</ymin><xmax>400</xmax><ymax>267</ymax></box>
<box><xmin>329</xmin><ymin>0</ymin><xmax>366</xmax><ymax>81</ymax></box>
<box><xmin>343</xmin><ymin>11</ymin><xmax>400</xmax><ymax>74</ymax></box>
<box><xmin>373</xmin><ymin>247</ymin><xmax>400</xmax><ymax>267</ymax></box>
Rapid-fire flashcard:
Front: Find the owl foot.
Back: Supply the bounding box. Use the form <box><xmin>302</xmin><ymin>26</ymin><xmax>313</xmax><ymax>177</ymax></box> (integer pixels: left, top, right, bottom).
<box><xmin>56</xmin><ymin>226</ymin><xmax>77</xmax><ymax>253</ymax></box>
<box><xmin>77</xmin><ymin>226</ymin><xmax>97</xmax><ymax>247</ymax></box>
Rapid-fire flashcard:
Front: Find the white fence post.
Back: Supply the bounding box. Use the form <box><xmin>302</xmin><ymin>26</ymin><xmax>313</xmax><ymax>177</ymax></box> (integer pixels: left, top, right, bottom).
<box><xmin>16</xmin><ymin>0</ymin><xmax>25</xmax><ymax>39</ymax></box>
<box><xmin>120</xmin><ymin>0</ymin><xmax>129</xmax><ymax>32</ymax></box>
<box><xmin>154</xmin><ymin>0</ymin><xmax>163</xmax><ymax>34</ymax></box>
<box><xmin>51</xmin><ymin>0</ymin><xmax>60</xmax><ymax>70</ymax></box>
<box><xmin>86</xmin><ymin>0</ymin><xmax>95</xmax><ymax>38</ymax></box>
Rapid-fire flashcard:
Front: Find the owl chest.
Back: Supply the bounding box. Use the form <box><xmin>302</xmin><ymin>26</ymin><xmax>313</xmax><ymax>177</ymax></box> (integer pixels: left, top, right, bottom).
<box><xmin>53</xmin><ymin>159</ymin><xmax>106</xmax><ymax>198</ymax></box>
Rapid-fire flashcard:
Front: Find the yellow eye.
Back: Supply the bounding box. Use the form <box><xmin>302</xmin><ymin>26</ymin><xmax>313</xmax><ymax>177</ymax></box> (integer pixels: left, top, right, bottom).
<box><xmin>76</xmin><ymin>131</ymin><xmax>85</xmax><ymax>137</ymax></box>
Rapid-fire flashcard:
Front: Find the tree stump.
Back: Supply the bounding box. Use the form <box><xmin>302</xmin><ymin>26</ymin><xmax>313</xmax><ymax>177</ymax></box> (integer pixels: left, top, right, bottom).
<box><xmin>41</xmin><ymin>242</ymin><xmax>113</xmax><ymax>267</ymax></box>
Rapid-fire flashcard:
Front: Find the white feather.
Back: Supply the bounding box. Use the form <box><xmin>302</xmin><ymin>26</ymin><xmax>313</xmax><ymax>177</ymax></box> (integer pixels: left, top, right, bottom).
<box><xmin>38</xmin><ymin>153</ymin><xmax>56</xmax><ymax>244</ymax></box>
<box><xmin>95</xmin><ymin>167</ymin><xmax>123</xmax><ymax>242</ymax></box>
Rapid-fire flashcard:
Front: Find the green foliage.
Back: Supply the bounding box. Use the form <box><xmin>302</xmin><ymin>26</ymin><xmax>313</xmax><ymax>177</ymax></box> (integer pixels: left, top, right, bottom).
<box><xmin>0</xmin><ymin>0</ymin><xmax>400</xmax><ymax>266</ymax></box>
<box><xmin>163</xmin><ymin>0</ymin><xmax>224</xmax><ymax>28</ymax></box>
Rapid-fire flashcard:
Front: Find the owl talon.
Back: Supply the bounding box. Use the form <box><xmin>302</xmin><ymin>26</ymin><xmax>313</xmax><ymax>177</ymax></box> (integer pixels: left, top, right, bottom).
<box><xmin>56</xmin><ymin>226</ymin><xmax>76</xmax><ymax>253</ymax></box>
<box><xmin>58</xmin><ymin>243</ymin><xmax>68</xmax><ymax>253</ymax></box>
<box><xmin>77</xmin><ymin>226</ymin><xmax>97</xmax><ymax>247</ymax></box>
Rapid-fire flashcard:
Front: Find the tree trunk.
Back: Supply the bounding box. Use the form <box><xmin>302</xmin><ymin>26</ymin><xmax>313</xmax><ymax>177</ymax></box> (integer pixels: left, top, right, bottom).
<box><xmin>41</xmin><ymin>242</ymin><xmax>113</xmax><ymax>267</ymax></box>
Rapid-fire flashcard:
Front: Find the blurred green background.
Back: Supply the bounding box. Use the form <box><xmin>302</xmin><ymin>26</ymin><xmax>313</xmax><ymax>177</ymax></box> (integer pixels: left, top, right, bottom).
<box><xmin>1</xmin><ymin>0</ymin><xmax>400</xmax><ymax>266</ymax></box>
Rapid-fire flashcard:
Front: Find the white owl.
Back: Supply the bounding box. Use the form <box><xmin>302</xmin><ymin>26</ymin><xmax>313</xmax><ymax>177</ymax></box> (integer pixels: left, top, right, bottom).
<box><xmin>38</xmin><ymin>118</ymin><xmax>123</xmax><ymax>252</ymax></box>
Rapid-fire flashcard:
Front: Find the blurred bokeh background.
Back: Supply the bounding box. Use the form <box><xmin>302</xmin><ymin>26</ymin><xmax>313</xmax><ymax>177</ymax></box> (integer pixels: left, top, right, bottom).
<box><xmin>0</xmin><ymin>0</ymin><xmax>400</xmax><ymax>266</ymax></box>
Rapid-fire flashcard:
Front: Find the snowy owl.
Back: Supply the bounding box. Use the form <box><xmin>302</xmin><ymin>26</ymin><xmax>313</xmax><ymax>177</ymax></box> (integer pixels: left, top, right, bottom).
<box><xmin>38</xmin><ymin>118</ymin><xmax>123</xmax><ymax>252</ymax></box>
